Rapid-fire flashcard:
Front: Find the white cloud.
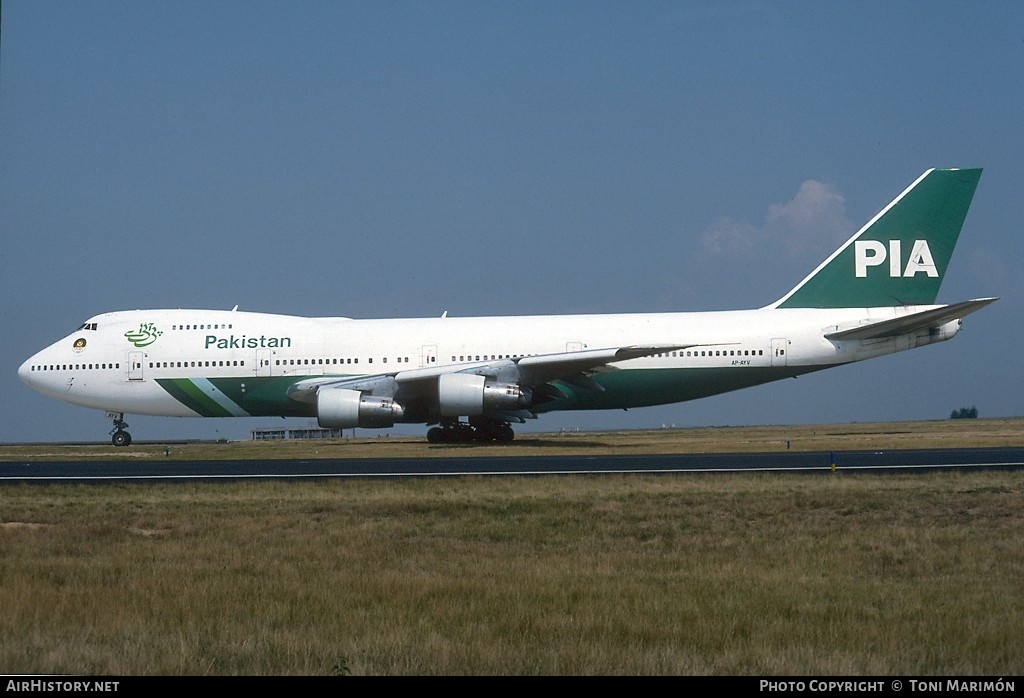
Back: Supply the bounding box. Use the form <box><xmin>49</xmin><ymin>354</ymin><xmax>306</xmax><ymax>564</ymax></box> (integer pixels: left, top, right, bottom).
<box><xmin>702</xmin><ymin>179</ymin><xmax>854</xmax><ymax>260</ymax></box>
<box><xmin>700</xmin><ymin>216</ymin><xmax>758</xmax><ymax>254</ymax></box>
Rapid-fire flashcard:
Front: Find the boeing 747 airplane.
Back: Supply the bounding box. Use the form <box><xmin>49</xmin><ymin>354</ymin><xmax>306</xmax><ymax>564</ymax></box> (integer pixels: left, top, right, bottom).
<box><xmin>19</xmin><ymin>168</ymin><xmax>996</xmax><ymax>444</ymax></box>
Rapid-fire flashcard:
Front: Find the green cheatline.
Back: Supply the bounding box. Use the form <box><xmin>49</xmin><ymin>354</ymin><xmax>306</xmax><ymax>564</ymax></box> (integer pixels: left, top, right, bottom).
<box><xmin>156</xmin><ymin>378</ymin><xmax>242</xmax><ymax>417</ymax></box>
<box><xmin>156</xmin><ymin>376</ymin><xmax>319</xmax><ymax>417</ymax></box>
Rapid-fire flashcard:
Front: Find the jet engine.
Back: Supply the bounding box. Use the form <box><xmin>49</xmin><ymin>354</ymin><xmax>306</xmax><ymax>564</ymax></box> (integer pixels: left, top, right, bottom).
<box><xmin>438</xmin><ymin>373</ymin><xmax>530</xmax><ymax>416</ymax></box>
<box><xmin>317</xmin><ymin>387</ymin><xmax>405</xmax><ymax>429</ymax></box>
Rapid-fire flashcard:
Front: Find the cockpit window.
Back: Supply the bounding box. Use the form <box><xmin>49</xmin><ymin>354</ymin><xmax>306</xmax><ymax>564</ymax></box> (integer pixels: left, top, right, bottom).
<box><xmin>77</xmin><ymin>322</ymin><xmax>98</xmax><ymax>331</ymax></box>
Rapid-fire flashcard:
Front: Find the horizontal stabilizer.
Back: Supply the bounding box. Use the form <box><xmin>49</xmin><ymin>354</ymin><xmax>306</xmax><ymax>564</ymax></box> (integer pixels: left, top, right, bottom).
<box><xmin>824</xmin><ymin>298</ymin><xmax>998</xmax><ymax>341</ymax></box>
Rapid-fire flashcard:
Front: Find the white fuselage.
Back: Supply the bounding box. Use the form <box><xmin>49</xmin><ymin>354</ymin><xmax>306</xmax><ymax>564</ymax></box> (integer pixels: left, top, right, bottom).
<box><xmin>18</xmin><ymin>305</ymin><xmax>958</xmax><ymax>421</ymax></box>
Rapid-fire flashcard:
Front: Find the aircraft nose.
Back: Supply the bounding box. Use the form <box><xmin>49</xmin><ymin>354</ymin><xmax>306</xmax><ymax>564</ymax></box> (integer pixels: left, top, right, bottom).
<box><xmin>18</xmin><ymin>356</ymin><xmax>36</xmax><ymax>387</ymax></box>
<box><xmin>19</xmin><ymin>350</ymin><xmax>60</xmax><ymax>399</ymax></box>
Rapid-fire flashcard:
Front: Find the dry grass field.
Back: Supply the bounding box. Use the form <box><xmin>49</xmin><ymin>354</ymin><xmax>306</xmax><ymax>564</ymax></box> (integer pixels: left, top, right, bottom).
<box><xmin>1</xmin><ymin>418</ymin><xmax>1022</xmax><ymax>675</ymax></box>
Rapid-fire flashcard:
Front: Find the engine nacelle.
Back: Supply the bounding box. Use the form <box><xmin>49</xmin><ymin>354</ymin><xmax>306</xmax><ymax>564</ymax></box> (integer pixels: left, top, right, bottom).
<box><xmin>438</xmin><ymin>373</ymin><xmax>528</xmax><ymax>416</ymax></box>
<box><xmin>317</xmin><ymin>388</ymin><xmax>404</xmax><ymax>429</ymax></box>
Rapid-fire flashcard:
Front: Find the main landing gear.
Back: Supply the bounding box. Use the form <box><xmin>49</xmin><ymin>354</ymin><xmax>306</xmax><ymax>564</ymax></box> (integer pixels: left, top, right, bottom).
<box><xmin>426</xmin><ymin>417</ymin><xmax>515</xmax><ymax>444</ymax></box>
<box><xmin>109</xmin><ymin>412</ymin><xmax>132</xmax><ymax>447</ymax></box>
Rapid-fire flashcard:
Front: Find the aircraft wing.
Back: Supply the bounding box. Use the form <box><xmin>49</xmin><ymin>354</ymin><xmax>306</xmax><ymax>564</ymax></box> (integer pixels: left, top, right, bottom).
<box><xmin>286</xmin><ymin>343</ymin><xmax>693</xmax><ymax>404</ymax></box>
<box><xmin>513</xmin><ymin>345</ymin><xmax>695</xmax><ymax>385</ymax></box>
<box><xmin>824</xmin><ymin>298</ymin><xmax>998</xmax><ymax>341</ymax></box>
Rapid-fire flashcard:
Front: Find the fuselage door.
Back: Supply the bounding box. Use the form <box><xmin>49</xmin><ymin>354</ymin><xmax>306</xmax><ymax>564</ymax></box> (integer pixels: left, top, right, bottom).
<box><xmin>128</xmin><ymin>351</ymin><xmax>145</xmax><ymax>381</ymax></box>
<box><xmin>257</xmin><ymin>349</ymin><xmax>272</xmax><ymax>377</ymax></box>
<box><xmin>770</xmin><ymin>338</ymin><xmax>788</xmax><ymax>367</ymax></box>
<box><xmin>566</xmin><ymin>341</ymin><xmax>583</xmax><ymax>353</ymax></box>
<box><xmin>423</xmin><ymin>344</ymin><xmax>438</xmax><ymax>368</ymax></box>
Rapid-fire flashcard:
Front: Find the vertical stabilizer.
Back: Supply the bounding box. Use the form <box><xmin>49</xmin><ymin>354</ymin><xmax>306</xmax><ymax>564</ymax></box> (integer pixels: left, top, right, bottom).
<box><xmin>772</xmin><ymin>168</ymin><xmax>981</xmax><ymax>309</ymax></box>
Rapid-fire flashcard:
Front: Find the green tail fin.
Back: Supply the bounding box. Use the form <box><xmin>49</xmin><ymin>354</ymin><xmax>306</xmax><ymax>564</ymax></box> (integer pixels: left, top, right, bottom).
<box><xmin>772</xmin><ymin>168</ymin><xmax>982</xmax><ymax>309</ymax></box>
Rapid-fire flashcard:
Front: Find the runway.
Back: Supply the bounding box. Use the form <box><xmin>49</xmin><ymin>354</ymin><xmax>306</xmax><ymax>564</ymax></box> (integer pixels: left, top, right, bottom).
<box><xmin>2</xmin><ymin>446</ymin><xmax>1022</xmax><ymax>484</ymax></box>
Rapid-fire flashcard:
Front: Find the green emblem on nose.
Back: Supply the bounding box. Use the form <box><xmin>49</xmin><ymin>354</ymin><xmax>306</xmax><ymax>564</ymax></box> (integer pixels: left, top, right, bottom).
<box><xmin>124</xmin><ymin>322</ymin><xmax>162</xmax><ymax>347</ymax></box>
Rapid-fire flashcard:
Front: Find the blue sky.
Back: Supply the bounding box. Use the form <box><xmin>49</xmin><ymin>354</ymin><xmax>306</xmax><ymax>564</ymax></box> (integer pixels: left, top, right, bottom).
<box><xmin>2</xmin><ymin>1</ymin><xmax>1022</xmax><ymax>442</ymax></box>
